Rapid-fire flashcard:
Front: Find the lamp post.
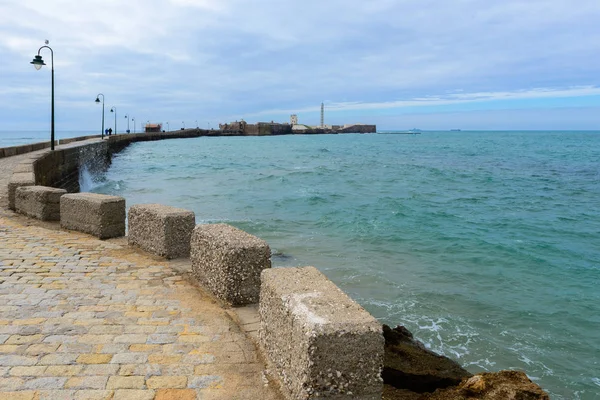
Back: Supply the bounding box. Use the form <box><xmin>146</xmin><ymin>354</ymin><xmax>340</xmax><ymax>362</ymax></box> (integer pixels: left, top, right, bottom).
<box><xmin>182</xmin><ymin>121</ymin><xmax>185</xmax><ymax>130</ymax></box>
<box><xmin>195</xmin><ymin>120</ymin><xmax>198</xmax><ymax>128</ymax></box>
<box><xmin>30</xmin><ymin>43</ymin><xmax>55</xmax><ymax>151</ymax></box>
<box><xmin>95</xmin><ymin>94</ymin><xmax>105</xmax><ymax>140</ymax></box>
<box><xmin>124</xmin><ymin>114</ymin><xmax>130</xmax><ymax>133</ymax></box>
<box><xmin>166</xmin><ymin>122</ymin><xmax>170</xmax><ymax>132</ymax></box>
<box><xmin>110</xmin><ymin>106</ymin><xmax>117</xmax><ymax>135</ymax></box>
<box><xmin>132</xmin><ymin>118</ymin><xmax>136</xmax><ymax>134</ymax></box>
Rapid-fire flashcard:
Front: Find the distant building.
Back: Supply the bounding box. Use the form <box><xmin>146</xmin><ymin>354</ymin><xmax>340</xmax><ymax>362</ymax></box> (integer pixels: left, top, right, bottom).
<box><xmin>145</xmin><ymin>123</ymin><xmax>162</xmax><ymax>133</ymax></box>
<box><xmin>290</xmin><ymin>114</ymin><xmax>298</xmax><ymax>125</ymax></box>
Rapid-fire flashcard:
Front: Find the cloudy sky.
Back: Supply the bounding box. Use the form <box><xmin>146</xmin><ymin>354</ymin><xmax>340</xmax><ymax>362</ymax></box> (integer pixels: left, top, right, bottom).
<box><xmin>1</xmin><ymin>0</ymin><xmax>600</xmax><ymax>131</ymax></box>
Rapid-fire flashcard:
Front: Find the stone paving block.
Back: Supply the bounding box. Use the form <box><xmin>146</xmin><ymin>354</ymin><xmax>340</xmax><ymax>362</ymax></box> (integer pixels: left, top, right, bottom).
<box><xmin>128</xmin><ymin>204</ymin><xmax>195</xmax><ymax>259</ymax></box>
<box><xmin>110</xmin><ymin>353</ymin><xmax>148</xmax><ymax>364</ymax></box>
<box><xmin>23</xmin><ymin>376</ymin><xmax>68</xmax><ymax>389</ymax></box>
<box><xmin>9</xmin><ymin>366</ymin><xmax>47</xmax><ymax>376</ymax></box>
<box><xmin>65</xmin><ymin>375</ymin><xmax>109</xmax><ymax>389</ymax></box>
<box><xmin>77</xmin><ymin>354</ymin><xmax>113</xmax><ymax>364</ymax></box>
<box><xmin>112</xmin><ymin>389</ymin><xmax>155</xmax><ymax>400</ymax></box>
<box><xmin>190</xmin><ymin>223</ymin><xmax>271</xmax><ymax>305</ymax></box>
<box><xmin>37</xmin><ymin>390</ymin><xmax>77</xmax><ymax>400</ymax></box>
<box><xmin>146</xmin><ymin>375</ymin><xmax>187</xmax><ymax>389</ymax></box>
<box><xmin>106</xmin><ymin>376</ymin><xmax>145</xmax><ymax>389</ymax></box>
<box><xmin>15</xmin><ymin>186</ymin><xmax>66</xmax><ymax>221</ymax></box>
<box><xmin>259</xmin><ymin>266</ymin><xmax>384</xmax><ymax>400</ymax></box>
<box><xmin>73</xmin><ymin>390</ymin><xmax>114</xmax><ymax>400</ymax></box>
<box><xmin>82</xmin><ymin>364</ymin><xmax>120</xmax><ymax>376</ymax></box>
<box><xmin>0</xmin><ymin>354</ymin><xmax>38</xmax><ymax>366</ymax></box>
<box><xmin>0</xmin><ymin>376</ymin><xmax>25</xmax><ymax>390</ymax></box>
<box><xmin>155</xmin><ymin>388</ymin><xmax>196</xmax><ymax>400</ymax></box>
<box><xmin>60</xmin><ymin>193</ymin><xmax>125</xmax><ymax>239</ymax></box>
<box><xmin>1</xmin><ymin>391</ymin><xmax>37</xmax><ymax>400</ymax></box>
<box><xmin>44</xmin><ymin>365</ymin><xmax>84</xmax><ymax>376</ymax></box>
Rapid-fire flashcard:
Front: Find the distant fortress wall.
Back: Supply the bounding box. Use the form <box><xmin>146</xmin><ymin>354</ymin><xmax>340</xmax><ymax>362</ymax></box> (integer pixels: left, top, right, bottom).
<box><xmin>219</xmin><ymin>121</ymin><xmax>375</xmax><ymax>135</ymax></box>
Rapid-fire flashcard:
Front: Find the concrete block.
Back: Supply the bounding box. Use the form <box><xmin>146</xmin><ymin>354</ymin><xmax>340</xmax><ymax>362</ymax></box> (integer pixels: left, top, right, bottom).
<box><xmin>60</xmin><ymin>193</ymin><xmax>125</xmax><ymax>239</ymax></box>
<box><xmin>190</xmin><ymin>224</ymin><xmax>271</xmax><ymax>305</ymax></box>
<box><xmin>259</xmin><ymin>266</ymin><xmax>384</xmax><ymax>400</ymax></box>
<box><xmin>15</xmin><ymin>186</ymin><xmax>66</xmax><ymax>221</ymax></box>
<box><xmin>8</xmin><ymin>172</ymin><xmax>36</xmax><ymax>210</ymax></box>
<box><xmin>128</xmin><ymin>203</ymin><xmax>195</xmax><ymax>259</ymax></box>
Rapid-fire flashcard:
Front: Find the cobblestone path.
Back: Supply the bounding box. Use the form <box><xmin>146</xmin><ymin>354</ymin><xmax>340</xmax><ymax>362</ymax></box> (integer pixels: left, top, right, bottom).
<box><xmin>0</xmin><ymin>213</ymin><xmax>281</xmax><ymax>400</ymax></box>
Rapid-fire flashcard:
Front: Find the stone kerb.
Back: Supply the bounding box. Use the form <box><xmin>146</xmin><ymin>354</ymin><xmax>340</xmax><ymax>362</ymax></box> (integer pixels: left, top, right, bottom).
<box><xmin>259</xmin><ymin>266</ymin><xmax>384</xmax><ymax>400</ymax></box>
<box><xmin>60</xmin><ymin>192</ymin><xmax>125</xmax><ymax>239</ymax></box>
<box><xmin>15</xmin><ymin>185</ymin><xmax>66</xmax><ymax>221</ymax></box>
<box><xmin>191</xmin><ymin>223</ymin><xmax>271</xmax><ymax>305</ymax></box>
<box><xmin>128</xmin><ymin>203</ymin><xmax>196</xmax><ymax>259</ymax></box>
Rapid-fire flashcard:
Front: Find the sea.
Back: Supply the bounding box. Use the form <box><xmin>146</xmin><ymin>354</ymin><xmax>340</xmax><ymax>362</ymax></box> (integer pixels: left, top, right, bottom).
<box><xmin>2</xmin><ymin>130</ymin><xmax>599</xmax><ymax>399</ymax></box>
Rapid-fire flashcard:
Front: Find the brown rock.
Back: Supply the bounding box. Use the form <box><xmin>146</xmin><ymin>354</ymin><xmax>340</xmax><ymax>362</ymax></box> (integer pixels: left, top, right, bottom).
<box><xmin>383</xmin><ymin>324</ymin><xmax>472</xmax><ymax>393</ymax></box>
<box><xmin>421</xmin><ymin>370</ymin><xmax>550</xmax><ymax>400</ymax></box>
<box><xmin>384</xmin><ymin>384</ymin><xmax>423</xmax><ymax>400</ymax></box>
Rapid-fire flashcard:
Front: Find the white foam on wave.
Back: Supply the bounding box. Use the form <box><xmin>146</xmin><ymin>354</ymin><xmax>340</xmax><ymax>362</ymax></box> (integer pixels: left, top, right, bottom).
<box><xmin>592</xmin><ymin>377</ymin><xmax>600</xmax><ymax>387</ymax></box>
<box><xmin>79</xmin><ymin>165</ymin><xmax>97</xmax><ymax>192</ymax></box>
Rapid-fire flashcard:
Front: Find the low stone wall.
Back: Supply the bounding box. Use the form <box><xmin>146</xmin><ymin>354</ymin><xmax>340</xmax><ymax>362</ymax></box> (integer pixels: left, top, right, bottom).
<box><xmin>33</xmin><ymin>140</ymin><xmax>110</xmax><ymax>193</ymax></box>
<box><xmin>15</xmin><ymin>186</ymin><xmax>66</xmax><ymax>221</ymax></box>
<box><xmin>0</xmin><ymin>141</ymin><xmax>55</xmax><ymax>159</ymax></box>
<box><xmin>60</xmin><ymin>193</ymin><xmax>126</xmax><ymax>239</ymax></box>
<box><xmin>128</xmin><ymin>203</ymin><xmax>196</xmax><ymax>259</ymax></box>
<box><xmin>259</xmin><ymin>266</ymin><xmax>384</xmax><ymax>399</ymax></box>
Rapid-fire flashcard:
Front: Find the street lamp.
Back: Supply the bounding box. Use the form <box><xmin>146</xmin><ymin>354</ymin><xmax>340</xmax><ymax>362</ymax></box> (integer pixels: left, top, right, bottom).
<box><xmin>95</xmin><ymin>94</ymin><xmax>105</xmax><ymax>139</ymax></box>
<box><xmin>132</xmin><ymin>118</ymin><xmax>136</xmax><ymax>133</ymax></box>
<box><xmin>30</xmin><ymin>43</ymin><xmax>55</xmax><ymax>151</ymax></box>
<box><xmin>110</xmin><ymin>106</ymin><xmax>117</xmax><ymax>135</ymax></box>
<box><xmin>182</xmin><ymin>121</ymin><xmax>185</xmax><ymax>130</ymax></box>
<box><xmin>124</xmin><ymin>114</ymin><xmax>130</xmax><ymax>133</ymax></box>
<box><xmin>166</xmin><ymin>122</ymin><xmax>170</xmax><ymax>132</ymax></box>
<box><xmin>195</xmin><ymin>120</ymin><xmax>198</xmax><ymax>128</ymax></box>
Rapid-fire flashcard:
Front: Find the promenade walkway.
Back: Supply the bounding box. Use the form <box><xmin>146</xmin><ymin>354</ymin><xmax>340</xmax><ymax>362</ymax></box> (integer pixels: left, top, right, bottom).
<box><xmin>0</xmin><ymin>148</ymin><xmax>282</xmax><ymax>399</ymax></box>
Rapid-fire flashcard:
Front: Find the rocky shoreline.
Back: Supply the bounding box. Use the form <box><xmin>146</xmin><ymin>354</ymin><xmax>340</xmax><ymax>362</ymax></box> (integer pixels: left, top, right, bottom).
<box><xmin>382</xmin><ymin>324</ymin><xmax>549</xmax><ymax>400</ymax></box>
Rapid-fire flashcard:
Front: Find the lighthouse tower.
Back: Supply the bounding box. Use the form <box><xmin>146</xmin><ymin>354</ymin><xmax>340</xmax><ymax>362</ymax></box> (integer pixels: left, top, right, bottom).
<box><xmin>320</xmin><ymin>102</ymin><xmax>324</xmax><ymax>128</ymax></box>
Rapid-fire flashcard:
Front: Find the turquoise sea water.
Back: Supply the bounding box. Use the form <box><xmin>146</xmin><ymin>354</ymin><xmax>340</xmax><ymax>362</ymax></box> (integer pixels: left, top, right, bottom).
<box><xmin>8</xmin><ymin>130</ymin><xmax>599</xmax><ymax>398</ymax></box>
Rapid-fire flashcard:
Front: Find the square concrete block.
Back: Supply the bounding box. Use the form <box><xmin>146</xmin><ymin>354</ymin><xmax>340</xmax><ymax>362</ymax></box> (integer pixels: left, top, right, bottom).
<box><xmin>60</xmin><ymin>192</ymin><xmax>125</xmax><ymax>239</ymax></box>
<box><xmin>8</xmin><ymin>172</ymin><xmax>35</xmax><ymax>210</ymax></box>
<box><xmin>15</xmin><ymin>185</ymin><xmax>67</xmax><ymax>221</ymax></box>
<box><xmin>191</xmin><ymin>223</ymin><xmax>271</xmax><ymax>305</ymax></box>
<box><xmin>259</xmin><ymin>266</ymin><xmax>384</xmax><ymax>400</ymax></box>
<box><xmin>128</xmin><ymin>203</ymin><xmax>195</xmax><ymax>259</ymax></box>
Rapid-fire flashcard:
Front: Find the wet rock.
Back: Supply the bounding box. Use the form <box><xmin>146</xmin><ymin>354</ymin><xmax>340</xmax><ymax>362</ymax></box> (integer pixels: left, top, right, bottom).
<box><xmin>383</xmin><ymin>384</ymin><xmax>423</xmax><ymax>400</ymax></box>
<box><xmin>420</xmin><ymin>370</ymin><xmax>550</xmax><ymax>400</ymax></box>
<box><xmin>382</xmin><ymin>324</ymin><xmax>472</xmax><ymax>393</ymax></box>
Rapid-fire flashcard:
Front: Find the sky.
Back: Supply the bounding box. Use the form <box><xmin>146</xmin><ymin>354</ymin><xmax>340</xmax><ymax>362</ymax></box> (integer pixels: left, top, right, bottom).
<box><xmin>1</xmin><ymin>0</ymin><xmax>600</xmax><ymax>132</ymax></box>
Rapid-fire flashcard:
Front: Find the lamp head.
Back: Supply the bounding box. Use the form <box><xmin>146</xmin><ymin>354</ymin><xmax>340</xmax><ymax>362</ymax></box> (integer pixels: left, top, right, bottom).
<box><xmin>31</xmin><ymin>55</ymin><xmax>45</xmax><ymax>70</ymax></box>
<box><xmin>110</xmin><ymin>107</ymin><xmax>115</xmax><ymax>113</ymax></box>
<box><xmin>95</xmin><ymin>97</ymin><xmax>101</xmax><ymax>103</ymax></box>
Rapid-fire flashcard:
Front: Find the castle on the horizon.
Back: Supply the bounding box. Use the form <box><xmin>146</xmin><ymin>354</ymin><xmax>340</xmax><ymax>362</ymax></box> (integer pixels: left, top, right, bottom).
<box><xmin>219</xmin><ymin>103</ymin><xmax>376</xmax><ymax>135</ymax></box>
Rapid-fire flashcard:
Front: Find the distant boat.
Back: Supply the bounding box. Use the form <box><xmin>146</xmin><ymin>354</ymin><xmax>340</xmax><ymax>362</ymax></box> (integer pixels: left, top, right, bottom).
<box><xmin>450</xmin><ymin>129</ymin><xmax>461</xmax><ymax>132</ymax></box>
<box><xmin>379</xmin><ymin>128</ymin><xmax>421</xmax><ymax>135</ymax></box>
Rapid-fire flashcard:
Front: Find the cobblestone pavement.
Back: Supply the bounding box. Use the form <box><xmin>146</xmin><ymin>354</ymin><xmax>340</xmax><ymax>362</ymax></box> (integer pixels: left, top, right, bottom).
<box><xmin>0</xmin><ymin>212</ymin><xmax>282</xmax><ymax>400</ymax></box>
